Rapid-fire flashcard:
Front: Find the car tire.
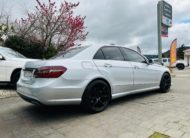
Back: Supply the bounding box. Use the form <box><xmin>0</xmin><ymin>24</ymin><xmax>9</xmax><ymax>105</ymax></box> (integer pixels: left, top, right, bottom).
<box><xmin>82</xmin><ymin>80</ymin><xmax>111</xmax><ymax>113</ymax></box>
<box><xmin>160</xmin><ymin>73</ymin><xmax>171</xmax><ymax>93</ymax></box>
<box><xmin>176</xmin><ymin>64</ymin><xmax>185</xmax><ymax>70</ymax></box>
<box><xmin>11</xmin><ymin>71</ymin><xmax>21</xmax><ymax>88</ymax></box>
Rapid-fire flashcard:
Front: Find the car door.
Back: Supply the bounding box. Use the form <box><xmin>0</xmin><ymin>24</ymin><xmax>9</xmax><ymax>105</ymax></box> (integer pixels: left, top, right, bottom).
<box><xmin>121</xmin><ymin>47</ymin><xmax>160</xmax><ymax>90</ymax></box>
<box><xmin>0</xmin><ymin>53</ymin><xmax>7</xmax><ymax>81</ymax></box>
<box><xmin>93</xmin><ymin>46</ymin><xmax>134</xmax><ymax>94</ymax></box>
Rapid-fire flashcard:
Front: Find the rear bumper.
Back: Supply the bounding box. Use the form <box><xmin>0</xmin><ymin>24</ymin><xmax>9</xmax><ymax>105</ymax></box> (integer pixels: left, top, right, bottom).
<box><xmin>16</xmin><ymin>78</ymin><xmax>88</xmax><ymax>105</ymax></box>
<box><xmin>17</xmin><ymin>92</ymin><xmax>42</xmax><ymax>105</ymax></box>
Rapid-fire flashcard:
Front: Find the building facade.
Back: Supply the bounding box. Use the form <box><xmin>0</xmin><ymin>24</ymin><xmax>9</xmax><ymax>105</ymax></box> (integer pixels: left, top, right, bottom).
<box><xmin>184</xmin><ymin>49</ymin><xmax>190</xmax><ymax>66</ymax></box>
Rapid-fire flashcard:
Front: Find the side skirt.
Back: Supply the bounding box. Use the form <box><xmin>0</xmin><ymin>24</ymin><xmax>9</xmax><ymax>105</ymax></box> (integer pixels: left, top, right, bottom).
<box><xmin>111</xmin><ymin>86</ymin><xmax>160</xmax><ymax>99</ymax></box>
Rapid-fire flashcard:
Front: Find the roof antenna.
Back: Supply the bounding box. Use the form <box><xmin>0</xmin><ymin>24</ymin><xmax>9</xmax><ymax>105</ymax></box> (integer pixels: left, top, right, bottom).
<box><xmin>110</xmin><ymin>43</ymin><xmax>115</xmax><ymax>45</ymax></box>
<box><xmin>137</xmin><ymin>46</ymin><xmax>141</xmax><ymax>54</ymax></box>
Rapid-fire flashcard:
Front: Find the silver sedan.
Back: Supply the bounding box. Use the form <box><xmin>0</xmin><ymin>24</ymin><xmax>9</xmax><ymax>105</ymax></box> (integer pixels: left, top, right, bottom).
<box><xmin>17</xmin><ymin>45</ymin><xmax>171</xmax><ymax>112</ymax></box>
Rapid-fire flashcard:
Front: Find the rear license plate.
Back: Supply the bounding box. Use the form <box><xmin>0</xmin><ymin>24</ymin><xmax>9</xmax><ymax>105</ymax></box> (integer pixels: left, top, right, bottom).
<box><xmin>24</xmin><ymin>71</ymin><xmax>33</xmax><ymax>78</ymax></box>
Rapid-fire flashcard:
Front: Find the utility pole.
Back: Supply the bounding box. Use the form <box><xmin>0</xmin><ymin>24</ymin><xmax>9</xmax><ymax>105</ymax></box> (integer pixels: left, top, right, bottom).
<box><xmin>157</xmin><ymin>1</ymin><xmax>162</xmax><ymax>64</ymax></box>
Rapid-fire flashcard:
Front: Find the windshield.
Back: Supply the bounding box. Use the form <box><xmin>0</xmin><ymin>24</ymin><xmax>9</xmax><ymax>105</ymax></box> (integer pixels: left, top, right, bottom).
<box><xmin>2</xmin><ymin>49</ymin><xmax>26</xmax><ymax>58</ymax></box>
<box><xmin>51</xmin><ymin>47</ymin><xmax>87</xmax><ymax>59</ymax></box>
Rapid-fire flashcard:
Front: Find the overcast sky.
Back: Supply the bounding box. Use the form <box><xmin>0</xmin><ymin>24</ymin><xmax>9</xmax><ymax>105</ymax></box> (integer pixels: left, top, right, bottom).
<box><xmin>1</xmin><ymin>0</ymin><xmax>190</xmax><ymax>54</ymax></box>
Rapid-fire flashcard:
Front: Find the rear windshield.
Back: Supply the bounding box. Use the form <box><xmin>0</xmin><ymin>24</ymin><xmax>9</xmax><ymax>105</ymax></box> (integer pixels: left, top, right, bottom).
<box><xmin>51</xmin><ymin>47</ymin><xmax>87</xmax><ymax>59</ymax></box>
<box><xmin>1</xmin><ymin>48</ymin><xmax>26</xmax><ymax>58</ymax></box>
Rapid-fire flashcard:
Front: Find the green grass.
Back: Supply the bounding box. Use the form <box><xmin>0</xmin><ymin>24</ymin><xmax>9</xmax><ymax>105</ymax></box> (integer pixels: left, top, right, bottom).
<box><xmin>148</xmin><ymin>132</ymin><xmax>170</xmax><ymax>138</ymax></box>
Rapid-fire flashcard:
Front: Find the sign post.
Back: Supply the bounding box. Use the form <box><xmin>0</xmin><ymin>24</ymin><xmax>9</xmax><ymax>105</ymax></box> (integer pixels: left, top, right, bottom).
<box><xmin>157</xmin><ymin>0</ymin><xmax>172</xmax><ymax>64</ymax></box>
<box><xmin>157</xmin><ymin>1</ymin><xmax>162</xmax><ymax>64</ymax></box>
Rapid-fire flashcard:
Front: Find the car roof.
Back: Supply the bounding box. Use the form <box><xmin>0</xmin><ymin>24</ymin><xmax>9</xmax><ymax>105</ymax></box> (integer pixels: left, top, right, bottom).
<box><xmin>71</xmin><ymin>44</ymin><xmax>138</xmax><ymax>50</ymax></box>
<box><xmin>70</xmin><ymin>44</ymin><xmax>141</xmax><ymax>60</ymax></box>
<box><xmin>97</xmin><ymin>44</ymin><xmax>138</xmax><ymax>49</ymax></box>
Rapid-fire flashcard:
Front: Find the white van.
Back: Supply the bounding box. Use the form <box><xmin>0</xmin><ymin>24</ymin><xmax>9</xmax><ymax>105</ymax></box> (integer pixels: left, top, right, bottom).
<box><xmin>152</xmin><ymin>58</ymin><xmax>187</xmax><ymax>70</ymax></box>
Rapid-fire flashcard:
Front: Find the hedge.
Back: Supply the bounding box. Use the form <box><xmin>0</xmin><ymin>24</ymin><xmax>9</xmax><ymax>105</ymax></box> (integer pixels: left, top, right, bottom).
<box><xmin>4</xmin><ymin>35</ymin><xmax>57</xmax><ymax>59</ymax></box>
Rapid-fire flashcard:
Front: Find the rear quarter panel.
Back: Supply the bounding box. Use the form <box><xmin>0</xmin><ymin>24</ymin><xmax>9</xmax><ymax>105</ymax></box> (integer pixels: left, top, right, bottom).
<box><xmin>47</xmin><ymin>59</ymin><xmax>113</xmax><ymax>92</ymax></box>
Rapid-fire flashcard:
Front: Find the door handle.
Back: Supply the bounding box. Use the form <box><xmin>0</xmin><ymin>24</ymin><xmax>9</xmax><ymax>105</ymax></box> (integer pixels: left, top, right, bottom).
<box><xmin>134</xmin><ymin>66</ymin><xmax>140</xmax><ymax>69</ymax></box>
<box><xmin>104</xmin><ymin>63</ymin><xmax>112</xmax><ymax>68</ymax></box>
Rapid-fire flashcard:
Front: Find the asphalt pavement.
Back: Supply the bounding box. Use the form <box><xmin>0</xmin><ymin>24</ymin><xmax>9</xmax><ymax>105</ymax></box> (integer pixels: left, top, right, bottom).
<box><xmin>0</xmin><ymin>69</ymin><xmax>190</xmax><ymax>138</ymax></box>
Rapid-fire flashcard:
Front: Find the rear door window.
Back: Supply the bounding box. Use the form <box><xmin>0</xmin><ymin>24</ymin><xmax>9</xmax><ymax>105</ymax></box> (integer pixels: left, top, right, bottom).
<box><xmin>121</xmin><ymin>48</ymin><xmax>146</xmax><ymax>63</ymax></box>
<box><xmin>93</xmin><ymin>49</ymin><xmax>105</xmax><ymax>60</ymax></box>
<box><xmin>101</xmin><ymin>47</ymin><xmax>124</xmax><ymax>61</ymax></box>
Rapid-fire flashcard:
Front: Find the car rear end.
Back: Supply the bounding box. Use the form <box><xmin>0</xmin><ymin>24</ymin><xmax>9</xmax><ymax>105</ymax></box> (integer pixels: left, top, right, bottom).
<box><xmin>17</xmin><ymin>45</ymin><xmax>106</xmax><ymax>106</ymax></box>
<box><xmin>17</xmin><ymin>57</ymin><xmax>94</xmax><ymax>106</ymax></box>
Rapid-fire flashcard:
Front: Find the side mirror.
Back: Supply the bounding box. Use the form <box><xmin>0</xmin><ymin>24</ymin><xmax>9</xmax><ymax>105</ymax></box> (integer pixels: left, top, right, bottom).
<box><xmin>142</xmin><ymin>60</ymin><xmax>150</xmax><ymax>65</ymax></box>
<box><xmin>0</xmin><ymin>55</ymin><xmax>4</xmax><ymax>60</ymax></box>
<box><xmin>148</xmin><ymin>59</ymin><xmax>153</xmax><ymax>64</ymax></box>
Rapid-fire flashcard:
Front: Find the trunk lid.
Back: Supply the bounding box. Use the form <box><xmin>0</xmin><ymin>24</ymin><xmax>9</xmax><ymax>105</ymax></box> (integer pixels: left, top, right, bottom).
<box><xmin>21</xmin><ymin>60</ymin><xmax>47</xmax><ymax>84</ymax></box>
<box><xmin>25</xmin><ymin>60</ymin><xmax>46</xmax><ymax>69</ymax></box>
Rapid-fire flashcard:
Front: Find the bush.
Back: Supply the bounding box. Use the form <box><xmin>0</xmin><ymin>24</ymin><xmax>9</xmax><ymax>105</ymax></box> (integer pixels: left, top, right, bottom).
<box><xmin>44</xmin><ymin>46</ymin><xmax>58</xmax><ymax>59</ymax></box>
<box><xmin>4</xmin><ymin>35</ymin><xmax>57</xmax><ymax>59</ymax></box>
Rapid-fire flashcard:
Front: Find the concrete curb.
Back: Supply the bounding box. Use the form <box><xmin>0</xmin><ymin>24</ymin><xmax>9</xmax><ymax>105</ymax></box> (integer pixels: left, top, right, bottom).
<box><xmin>0</xmin><ymin>90</ymin><xmax>18</xmax><ymax>99</ymax></box>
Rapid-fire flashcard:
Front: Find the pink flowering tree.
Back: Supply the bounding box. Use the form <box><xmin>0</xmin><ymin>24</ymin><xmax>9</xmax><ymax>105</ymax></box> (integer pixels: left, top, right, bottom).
<box><xmin>15</xmin><ymin>0</ymin><xmax>87</xmax><ymax>55</ymax></box>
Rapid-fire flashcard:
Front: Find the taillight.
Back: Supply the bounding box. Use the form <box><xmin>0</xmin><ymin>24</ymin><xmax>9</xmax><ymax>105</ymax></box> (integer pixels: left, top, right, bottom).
<box><xmin>34</xmin><ymin>66</ymin><xmax>67</xmax><ymax>78</ymax></box>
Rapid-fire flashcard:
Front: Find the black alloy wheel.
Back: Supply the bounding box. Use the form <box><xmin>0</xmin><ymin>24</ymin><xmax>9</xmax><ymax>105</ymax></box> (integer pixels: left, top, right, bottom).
<box><xmin>176</xmin><ymin>64</ymin><xmax>185</xmax><ymax>70</ymax></box>
<box><xmin>160</xmin><ymin>73</ymin><xmax>171</xmax><ymax>93</ymax></box>
<box><xmin>82</xmin><ymin>80</ymin><xmax>111</xmax><ymax>113</ymax></box>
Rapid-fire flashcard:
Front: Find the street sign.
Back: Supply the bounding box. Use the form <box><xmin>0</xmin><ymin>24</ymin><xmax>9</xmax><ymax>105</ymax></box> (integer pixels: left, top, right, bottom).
<box><xmin>161</xmin><ymin>1</ymin><xmax>172</xmax><ymax>27</ymax></box>
<box><xmin>161</xmin><ymin>24</ymin><xmax>168</xmax><ymax>37</ymax></box>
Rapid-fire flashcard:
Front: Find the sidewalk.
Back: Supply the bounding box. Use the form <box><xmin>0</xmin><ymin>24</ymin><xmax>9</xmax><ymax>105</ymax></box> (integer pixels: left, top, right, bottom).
<box><xmin>0</xmin><ymin>84</ymin><xmax>17</xmax><ymax>98</ymax></box>
<box><xmin>0</xmin><ymin>89</ymin><xmax>17</xmax><ymax>98</ymax></box>
<box><xmin>171</xmin><ymin>68</ymin><xmax>190</xmax><ymax>77</ymax></box>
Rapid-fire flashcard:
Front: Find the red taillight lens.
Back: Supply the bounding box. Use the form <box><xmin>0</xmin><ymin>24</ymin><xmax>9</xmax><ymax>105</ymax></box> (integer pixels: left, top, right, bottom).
<box><xmin>34</xmin><ymin>66</ymin><xmax>67</xmax><ymax>78</ymax></box>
